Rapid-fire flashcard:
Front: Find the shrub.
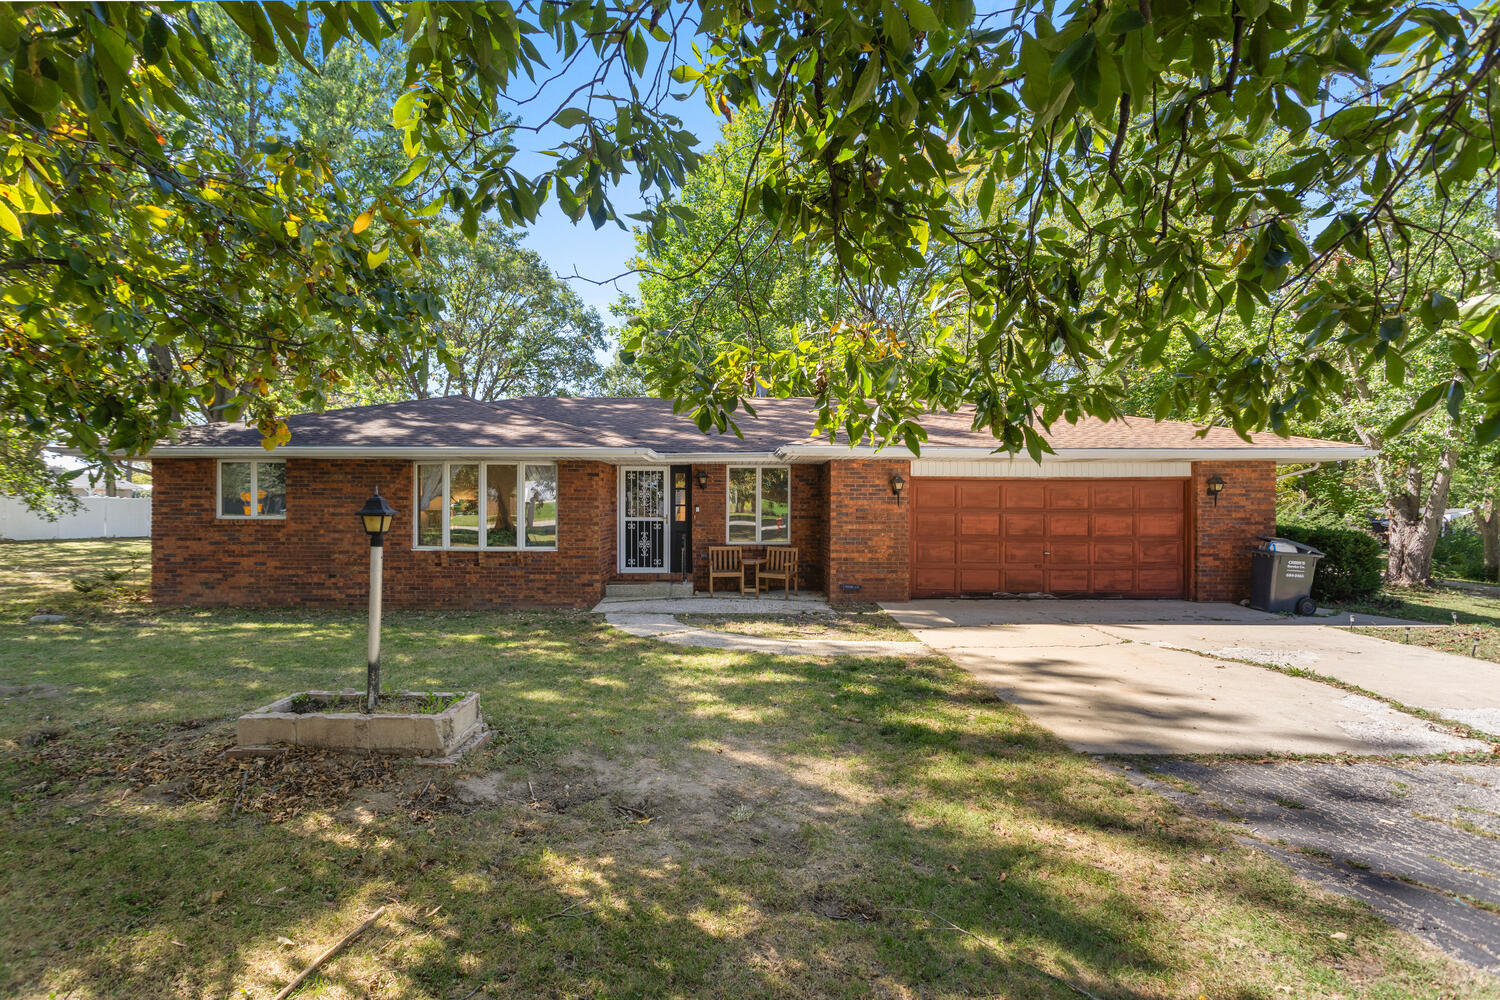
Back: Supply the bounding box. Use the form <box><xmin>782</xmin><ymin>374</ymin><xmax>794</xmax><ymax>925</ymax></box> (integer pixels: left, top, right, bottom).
<box><xmin>1274</xmin><ymin>523</ymin><xmax>1384</xmax><ymax>602</ymax></box>
<box><xmin>1432</xmin><ymin>519</ymin><xmax>1496</xmax><ymax>582</ymax></box>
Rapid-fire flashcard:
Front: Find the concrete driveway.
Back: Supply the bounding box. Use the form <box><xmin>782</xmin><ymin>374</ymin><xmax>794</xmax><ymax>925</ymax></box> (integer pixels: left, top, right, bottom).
<box><xmin>880</xmin><ymin>599</ymin><xmax>1499</xmax><ymax>755</ymax></box>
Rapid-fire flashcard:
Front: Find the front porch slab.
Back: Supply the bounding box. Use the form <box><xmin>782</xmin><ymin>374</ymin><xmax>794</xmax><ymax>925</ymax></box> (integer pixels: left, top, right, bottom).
<box><xmin>593</xmin><ymin>592</ymin><xmax>836</xmax><ymax>615</ymax></box>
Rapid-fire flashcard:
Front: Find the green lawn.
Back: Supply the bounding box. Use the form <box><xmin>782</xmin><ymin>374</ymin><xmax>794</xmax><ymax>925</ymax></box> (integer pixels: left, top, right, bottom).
<box><xmin>0</xmin><ymin>541</ymin><xmax>1487</xmax><ymax>999</ymax></box>
<box><xmin>1334</xmin><ymin>584</ymin><xmax>1500</xmax><ymax>663</ymax></box>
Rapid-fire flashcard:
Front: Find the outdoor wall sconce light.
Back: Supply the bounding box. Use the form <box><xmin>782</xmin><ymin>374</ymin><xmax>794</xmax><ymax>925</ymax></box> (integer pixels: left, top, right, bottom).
<box><xmin>356</xmin><ymin>488</ymin><xmax>397</xmax><ymax>712</ymax></box>
<box><xmin>890</xmin><ymin>472</ymin><xmax>907</xmax><ymax>505</ymax></box>
<box><xmin>1206</xmin><ymin>474</ymin><xmax>1226</xmax><ymax>507</ymax></box>
<box><xmin>695</xmin><ymin>469</ymin><xmax>709</xmax><ymax>489</ymax></box>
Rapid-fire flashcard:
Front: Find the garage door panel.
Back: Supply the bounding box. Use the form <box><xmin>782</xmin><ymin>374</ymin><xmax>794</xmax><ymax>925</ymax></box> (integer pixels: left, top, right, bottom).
<box><xmin>1137</xmin><ymin>515</ymin><xmax>1183</xmax><ymax>538</ymax></box>
<box><xmin>1004</xmin><ymin>512</ymin><xmax>1044</xmax><ymax>537</ymax></box>
<box><xmin>1047</xmin><ymin>569</ymin><xmax>1091</xmax><ymax>593</ymax></box>
<box><xmin>1093</xmin><ymin>513</ymin><xmax>1136</xmax><ymax>537</ymax></box>
<box><xmin>1047</xmin><ymin>541</ymin><xmax>1091</xmax><ymax>565</ymax></box>
<box><xmin>913</xmin><ymin>566</ymin><xmax>957</xmax><ymax>594</ymax></box>
<box><xmin>1005</xmin><ymin>568</ymin><xmax>1044</xmax><ymax>592</ymax></box>
<box><xmin>1139</xmin><ymin>567</ymin><xmax>1183</xmax><ymax>593</ymax></box>
<box><xmin>1093</xmin><ymin>541</ymin><xmax>1136</xmax><ymax>565</ymax></box>
<box><xmin>959</xmin><ymin>569</ymin><xmax>1001</xmax><ymax>593</ymax></box>
<box><xmin>1092</xmin><ymin>484</ymin><xmax>1135</xmax><ymax>508</ymax></box>
<box><xmin>914</xmin><ymin>538</ymin><xmax>956</xmax><ymax>563</ymax></box>
<box><xmin>1137</xmin><ymin>481</ymin><xmax>1185</xmax><ymax>509</ymax></box>
<box><xmin>1002</xmin><ymin>482</ymin><xmax>1046</xmax><ymax>508</ymax></box>
<box><xmin>911</xmin><ymin>476</ymin><xmax>1187</xmax><ymax>599</ymax></box>
<box><xmin>957</xmin><ymin>482</ymin><xmax>1002</xmax><ymax>508</ymax></box>
<box><xmin>1093</xmin><ymin>569</ymin><xmax>1137</xmax><ymax>593</ymax></box>
<box><xmin>958</xmin><ymin>511</ymin><xmax>1001</xmax><ymax>536</ymax></box>
<box><xmin>1138</xmin><ymin>540</ymin><xmax>1182</xmax><ymax>565</ymax></box>
<box><xmin>958</xmin><ymin>539</ymin><xmax>1000</xmax><ymax>563</ymax></box>
<box><xmin>1047</xmin><ymin>512</ymin><xmax>1092</xmax><ymax>536</ymax></box>
<box><xmin>1005</xmin><ymin>541</ymin><xmax>1044</xmax><ymax>564</ymax></box>
<box><xmin>1047</xmin><ymin>483</ymin><xmax>1091</xmax><ymax>509</ymax></box>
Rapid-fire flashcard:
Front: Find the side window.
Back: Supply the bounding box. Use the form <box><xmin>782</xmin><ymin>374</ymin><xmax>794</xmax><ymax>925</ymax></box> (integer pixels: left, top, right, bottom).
<box><xmin>218</xmin><ymin>460</ymin><xmax>286</xmax><ymax>519</ymax></box>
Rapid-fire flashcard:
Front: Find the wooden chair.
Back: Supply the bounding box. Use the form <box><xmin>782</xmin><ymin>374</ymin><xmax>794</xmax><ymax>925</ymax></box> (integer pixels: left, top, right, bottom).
<box><xmin>708</xmin><ymin>546</ymin><xmax>745</xmax><ymax>596</ymax></box>
<box><xmin>758</xmin><ymin>546</ymin><xmax>798</xmax><ymax>599</ymax></box>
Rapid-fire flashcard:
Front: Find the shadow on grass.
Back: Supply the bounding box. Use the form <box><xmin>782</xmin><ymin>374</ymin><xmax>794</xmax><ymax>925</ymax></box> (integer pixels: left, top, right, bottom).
<box><xmin>0</xmin><ymin>609</ymin><xmax>1472</xmax><ymax>999</ymax></box>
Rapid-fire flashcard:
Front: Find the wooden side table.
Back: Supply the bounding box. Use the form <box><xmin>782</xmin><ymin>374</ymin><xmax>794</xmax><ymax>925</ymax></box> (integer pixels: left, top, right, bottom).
<box><xmin>741</xmin><ymin>557</ymin><xmax>763</xmax><ymax>597</ymax></box>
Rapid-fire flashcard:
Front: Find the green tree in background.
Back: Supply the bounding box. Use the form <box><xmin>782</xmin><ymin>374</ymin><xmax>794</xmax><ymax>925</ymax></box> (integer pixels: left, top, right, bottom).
<box><xmin>391</xmin><ymin>220</ymin><xmax>605</xmax><ymax>399</ymax></box>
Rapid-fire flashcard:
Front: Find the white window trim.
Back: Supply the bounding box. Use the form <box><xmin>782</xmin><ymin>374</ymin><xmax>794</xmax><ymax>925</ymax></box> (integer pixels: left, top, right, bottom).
<box><xmin>216</xmin><ymin>459</ymin><xmax>286</xmax><ymax>520</ymax></box>
<box><xmin>411</xmin><ymin>461</ymin><xmax>559</xmax><ymax>551</ymax></box>
<box><xmin>725</xmin><ymin>465</ymin><xmax>791</xmax><ymax>544</ymax></box>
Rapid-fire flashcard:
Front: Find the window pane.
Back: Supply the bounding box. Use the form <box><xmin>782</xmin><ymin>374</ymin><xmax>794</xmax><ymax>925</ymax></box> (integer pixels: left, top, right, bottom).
<box><xmin>221</xmin><ymin>462</ymin><xmax>252</xmax><ymax>516</ymax></box>
<box><xmin>417</xmin><ymin>465</ymin><xmax>444</xmax><ymax>546</ymax></box>
<box><xmin>727</xmin><ymin>467</ymin><xmax>757</xmax><ymax>543</ymax></box>
<box><xmin>449</xmin><ymin>464</ymin><xmax>479</xmax><ymax>547</ymax></box>
<box><xmin>525</xmin><ymin>464</ymin><xmax>558</xmax><ymax>547</ymax></box>
<box><xmin>485</xmin><ymin>464</ymin><xmax>518</xmax><ymax>548</ymax></box>
<box><xmin>761</xmin><ymin>467</ymin><xmax>789</xmax><ymax>543</ymax></box>
<box><xmin>258</xmin><ymin>462</ymin><xmax>286</xmax><ymax>516</ymax></box>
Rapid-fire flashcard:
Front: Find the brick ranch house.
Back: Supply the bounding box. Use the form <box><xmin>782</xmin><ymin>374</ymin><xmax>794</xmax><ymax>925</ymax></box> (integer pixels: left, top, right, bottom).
<box><xmin>142</xmin><ymin>395</ymin><xmax>1372</xmax><ymax>609</ymax></box>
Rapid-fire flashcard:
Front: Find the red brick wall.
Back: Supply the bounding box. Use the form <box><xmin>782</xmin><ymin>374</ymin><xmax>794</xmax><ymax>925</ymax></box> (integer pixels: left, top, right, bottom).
<box><xmin>827</xmin><ymin>459</ymin><xmax>911</xmax><ymax>604</ymax></box>
<box><xmin>151</xmin><ymin>458</ymin><xmax>616</xmax><ymax>609</ymax></box>
<box><xmin>1190</xmin><ymin>460</ymin><xmax>1276</xmax><ymax>603</ymax></box>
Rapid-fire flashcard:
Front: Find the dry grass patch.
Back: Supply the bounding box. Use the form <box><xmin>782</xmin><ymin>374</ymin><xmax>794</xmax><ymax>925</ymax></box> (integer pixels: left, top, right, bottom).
<box><xmin>0</xmin><ymin>540</ymin><xmax>1489</xmax><ymax>998</ymax></box>
<box><xmin>678</xmin><ymin>609</ymin><xmax>913</xmax><ymax>641</ymax></box>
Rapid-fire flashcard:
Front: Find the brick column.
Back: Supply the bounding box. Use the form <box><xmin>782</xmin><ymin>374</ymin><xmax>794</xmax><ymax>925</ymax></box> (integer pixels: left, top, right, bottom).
<box><xmin>826</xmin><ymin>459</ymin><xmax>911</xmax><ymax>604</ymax></box>
<box><xmin>1191</xmin><ymin>460</ymin><xmax>1276</xmax><ymax>603</ymax></box>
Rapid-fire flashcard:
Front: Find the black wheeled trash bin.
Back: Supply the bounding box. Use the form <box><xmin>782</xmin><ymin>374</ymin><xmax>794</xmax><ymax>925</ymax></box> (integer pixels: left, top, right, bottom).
<box><xmin>1249</xmin><ymin>537</ymin><xmax>1324</xmax><ymax>616</ymax></box>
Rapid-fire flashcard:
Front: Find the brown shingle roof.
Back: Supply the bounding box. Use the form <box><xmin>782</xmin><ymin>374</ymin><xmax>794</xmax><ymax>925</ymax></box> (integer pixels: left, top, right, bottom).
<box><xmin>158</xmin><ymin>395</ymin><xmax>1365</xmax><ymax>456</ymax></box>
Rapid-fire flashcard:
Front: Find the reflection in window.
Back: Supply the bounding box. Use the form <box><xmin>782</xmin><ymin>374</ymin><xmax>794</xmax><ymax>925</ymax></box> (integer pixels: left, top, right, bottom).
<box><xmin>525</xmin><ymin>464</ymin><xmax>557</xmax><ymax>547</ymax></box>
<box><xmin>726</xmin><ymin>466</ymin><xmax>791</xmax><ymax>544</ymax></box>
<box><xmin>448</xmin><ymin>464</ymin><xmax>480</xmax><ymax>547</ymax></box>
<box><xmin>218</xmin><ymin>460</ymin><xmax>286</xmax><ymax>518</ymax></box>
<box><xmin>414</xmin><ymin>462</ymin><xmax>560</xmax><ymax>550</ymax></box>
<box><xmin>727</xmin><ymin>467</ymin><xmax>757</xmax><ymax>543</ymax></box>
<box><xmin>486</xmin><ymin>464</ymin><xmax>518</xmax><ymax>547</ymax></box>
<box><xmin>417</xmin><ymin>464</ymin><xmax>444</xmax><ymax>547</ymax></box>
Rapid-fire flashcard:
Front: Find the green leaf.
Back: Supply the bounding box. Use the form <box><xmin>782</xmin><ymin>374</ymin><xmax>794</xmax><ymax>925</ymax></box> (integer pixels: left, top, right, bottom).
<box><xmin>1050</xmin><ymin>32</ymin><xmax>1096</xmax><ymax>84</ymax></box>
<box><xmin>1110</xmin><ymin>10</ymin><xmax>1147</xmax><ymax>33</ymax></box>
<box><xmin>848</xmin><ymin>56</ymin><xmax>881</xmax><ymax>112</ymax></box>
<box><xmin>393</xmin><ymin>155</ymin><xmax>430</xmax><ymax>187</ymax></box>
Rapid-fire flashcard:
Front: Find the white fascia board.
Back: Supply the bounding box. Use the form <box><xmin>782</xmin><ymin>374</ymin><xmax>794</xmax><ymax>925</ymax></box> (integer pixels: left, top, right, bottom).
<box><xmin>776</xmin><ymin>445</ymin><xmax>1377</xmax><ymax>464</ymax></box>
<box><xmin>652</xmin><ymin>452</ymin><xmax>794</xmax><ymax>464</ymax></box>
<box><xmin>135</xmin><ymin>445</ymin><xmax>660</xmax><ymax>462</ymax></box>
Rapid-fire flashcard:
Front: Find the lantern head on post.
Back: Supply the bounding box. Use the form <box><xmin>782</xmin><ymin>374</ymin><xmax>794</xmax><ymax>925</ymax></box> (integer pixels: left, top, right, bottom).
<box><xmin>890</xmin><ymin>472</ymin><xmax>907</xmax><ymax>505</ymax></box>
<box><xmin>1206</xmin><ymin>474</ymin><xmax>1226</xmax><ymax>508</ymax></box>
<box><xmin>357</xmin><ymin>489</ymin><xmax>396</xmax><ymax>545</ymax></box>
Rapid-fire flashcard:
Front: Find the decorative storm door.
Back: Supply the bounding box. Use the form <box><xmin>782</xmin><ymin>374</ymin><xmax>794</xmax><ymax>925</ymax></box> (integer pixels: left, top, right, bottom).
<box><xmin>621</xmin><ymin>468</ymin><xmax>668</xmax><ymax>571</ymax></box>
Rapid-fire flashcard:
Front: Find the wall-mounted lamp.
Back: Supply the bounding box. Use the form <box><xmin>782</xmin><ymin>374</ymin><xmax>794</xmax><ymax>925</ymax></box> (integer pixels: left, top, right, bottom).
<box><xmin>1206</xmin><ymin>474</ymin><xmax>1226</xmax><ymax>507</ymax></box>
<box><xmin>695</xmin><ymin>469</ymin><xmax>709</xmax><ymax>490</ymax></box>
<box><xmin>890</xmin><ymin>472</ymin><xmax>907</xmax><ymax>505</ymax></box>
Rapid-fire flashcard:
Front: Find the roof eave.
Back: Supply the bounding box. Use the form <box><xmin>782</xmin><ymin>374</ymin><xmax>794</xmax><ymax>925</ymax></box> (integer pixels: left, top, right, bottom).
<box><xmin>779</xmin><ymin>445</ymin><xmax>1378</xmax><ymax>463</ymax></box>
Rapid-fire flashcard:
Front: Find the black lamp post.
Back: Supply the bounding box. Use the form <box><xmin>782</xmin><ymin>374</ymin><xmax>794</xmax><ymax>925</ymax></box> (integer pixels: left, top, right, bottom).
<box><xmin>356</xmin><ymin>488</ymin><xmax>396</xmax><ymax>712</ymax></box>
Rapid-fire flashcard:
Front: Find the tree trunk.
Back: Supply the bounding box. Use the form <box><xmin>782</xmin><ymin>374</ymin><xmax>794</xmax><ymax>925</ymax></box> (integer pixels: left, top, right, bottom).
<box><xmin>103</xmin><ymin>467</ymin><xmax>117</xmax><ymax>498</ymax></box>
<box><xmin>1479</xmin><ymin>493</ymin><xmax>1500</xmax><ymax>582</ymax></box>
<box><xmin>1386</xmin><ymin>446</ymin><xmax>1457</xmax><ymax>585</ymax></box>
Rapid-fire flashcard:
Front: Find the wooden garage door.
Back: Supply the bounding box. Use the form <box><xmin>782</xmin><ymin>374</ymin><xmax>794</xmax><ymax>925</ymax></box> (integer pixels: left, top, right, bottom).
<box><xmin>910</xmin><ymin>478</ymin><xmax>1188</xmax><ymax>598</ymax></box>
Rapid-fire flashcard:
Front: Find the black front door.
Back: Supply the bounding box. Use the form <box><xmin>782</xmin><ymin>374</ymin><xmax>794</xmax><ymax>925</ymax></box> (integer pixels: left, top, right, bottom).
<box><xmin>669</xmin><ymin>465</ymin><xmax>693</xmax><ymax>574</ymax></box>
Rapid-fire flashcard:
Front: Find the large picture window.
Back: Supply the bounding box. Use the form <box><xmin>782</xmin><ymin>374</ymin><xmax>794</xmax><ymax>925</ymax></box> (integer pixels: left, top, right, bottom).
<box><xmin>414</xmin><ymin>462</ymin><xmax>559</xmax><ymax>550</ymax></box>
<box><xmin>218</xmin><ymin>460</ymin><xmax>286</xmax><ymax>518</ymax></box>
<box><xmin>726</xmin><ymin>466</ymin><xmax>790</xmax><ymax>544</ymax></box>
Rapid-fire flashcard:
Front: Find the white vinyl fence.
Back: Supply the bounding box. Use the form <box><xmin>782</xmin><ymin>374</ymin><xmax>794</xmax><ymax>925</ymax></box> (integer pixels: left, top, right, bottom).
<box><xmin>0</xmin><ymin>496</ymin><xmax>151</xmax><ymax>540</ymax></box>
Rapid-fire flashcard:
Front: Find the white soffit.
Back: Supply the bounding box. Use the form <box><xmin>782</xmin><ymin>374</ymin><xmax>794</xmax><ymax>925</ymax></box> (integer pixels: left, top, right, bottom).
<box><xmin>910</xmin><ymin>459</ymin><xmax>1193</xmax><ymax>478</ymax></box>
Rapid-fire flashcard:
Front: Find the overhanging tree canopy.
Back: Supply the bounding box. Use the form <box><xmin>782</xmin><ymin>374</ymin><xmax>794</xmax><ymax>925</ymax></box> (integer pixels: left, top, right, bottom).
<box><xmin>3</xmin><ymin>1</ymin><xmax>1498</xmax><ymax>461</ymax></box>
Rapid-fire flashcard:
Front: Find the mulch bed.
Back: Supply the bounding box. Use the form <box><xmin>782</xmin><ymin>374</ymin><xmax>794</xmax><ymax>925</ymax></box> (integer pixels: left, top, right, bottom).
<box><xmin>13</xmin><ymin>720</ymin><xmax>463</xmax><ymax>823</ymax></box>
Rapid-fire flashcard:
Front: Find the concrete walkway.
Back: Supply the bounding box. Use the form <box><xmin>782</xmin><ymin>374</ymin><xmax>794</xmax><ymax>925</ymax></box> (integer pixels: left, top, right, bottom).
<box><xmin>593</xmin><ymin>593</ymin><xmax>838</xmax><ymax>616</ymax></box>
<box><xmin>882</xmin><ymin>600</ymin><xmax>1488</xmax><ymax>755</ymax></box>
<box><xmin>603</xmin><ymin>611</ymin><xmax>929</xmax><ymax>658</ymax></box>
<box><xmin>1102</xmin><ymin>622</ymin><xmax>1500</xmax><ymax>738</ymax></box>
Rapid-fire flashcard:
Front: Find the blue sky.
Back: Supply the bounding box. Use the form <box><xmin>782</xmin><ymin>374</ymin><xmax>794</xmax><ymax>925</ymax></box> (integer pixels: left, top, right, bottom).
<box><xmin>502</xmin><ymin>26</ymin><xmax>727</xmax><ymax>329</ymax></box>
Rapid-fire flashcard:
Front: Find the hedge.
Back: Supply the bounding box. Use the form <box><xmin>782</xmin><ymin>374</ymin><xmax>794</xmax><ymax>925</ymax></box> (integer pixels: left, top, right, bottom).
<box><xmin>1273</xmin><ymin>523</ymin><xmax>1384</xmax><ymax>603</ymax></box>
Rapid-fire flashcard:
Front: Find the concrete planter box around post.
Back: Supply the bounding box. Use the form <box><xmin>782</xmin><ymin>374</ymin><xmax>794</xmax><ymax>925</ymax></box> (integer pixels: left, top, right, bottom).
<box><xmin>236</xmin><ymin>691</ymin><xmax>488</xmax><ymax>762</ymax></box>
